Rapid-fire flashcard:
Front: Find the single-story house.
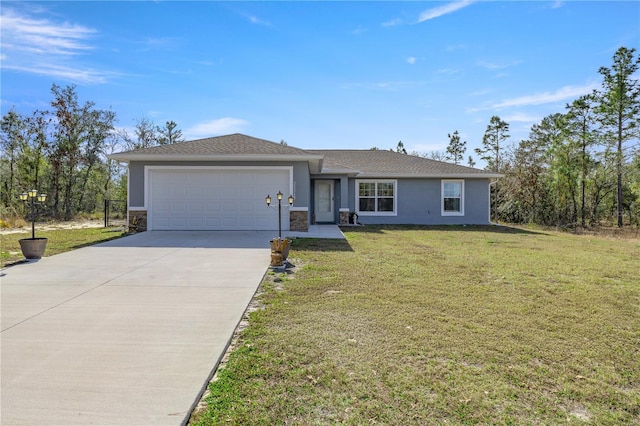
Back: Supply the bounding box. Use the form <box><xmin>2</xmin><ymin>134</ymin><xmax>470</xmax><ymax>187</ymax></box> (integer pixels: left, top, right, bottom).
<box><xmin>108</xmin><ymin>133</ymin><xmax>502</xmax><ymax>232</ymax></box>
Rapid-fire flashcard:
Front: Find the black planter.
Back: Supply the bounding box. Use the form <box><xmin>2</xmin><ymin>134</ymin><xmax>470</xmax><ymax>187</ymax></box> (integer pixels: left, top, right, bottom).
<box><xmin>19</xmin><ymin>238</ymin><xmax>48</xmax><ymax>259</ymax></box>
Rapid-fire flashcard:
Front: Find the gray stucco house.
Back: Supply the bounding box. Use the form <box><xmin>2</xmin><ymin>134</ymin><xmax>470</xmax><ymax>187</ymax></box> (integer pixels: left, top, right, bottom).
<box><xmin>109</xmin><ymin>133</ymin><xmax>501</xmax><ymax>232</ymax></box>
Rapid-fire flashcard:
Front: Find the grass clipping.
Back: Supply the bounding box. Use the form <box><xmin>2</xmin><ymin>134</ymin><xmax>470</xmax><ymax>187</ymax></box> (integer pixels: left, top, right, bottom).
<box><xmin>191</xmin><ymin>226</ymin><xmax>640</xmax><ymax>425</ymax></box>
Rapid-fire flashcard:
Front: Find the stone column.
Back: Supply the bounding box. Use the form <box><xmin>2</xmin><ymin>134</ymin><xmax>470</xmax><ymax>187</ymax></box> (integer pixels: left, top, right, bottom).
<box><xmin>339</xmin><ymin>208</ymin><xmax>350</xmax><ymax>225</ymax></box>
<box><xmin>289</xmin><ymin>208</ymin><xmax>309</xmax><ymax>232</ymax></box>
<box><xmin>129</xmin><ymin>210</ymin><xmax>147</xmax><ymax>232</ymax></box>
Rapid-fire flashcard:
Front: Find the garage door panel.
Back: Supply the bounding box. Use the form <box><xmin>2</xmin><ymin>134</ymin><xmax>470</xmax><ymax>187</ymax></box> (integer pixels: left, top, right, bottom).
<box><xmin>205</xmin><ymin>217</ymin><xmax>221</xmax><ymax>227</ymax></box>
<box><xmin>205</xmin><ymin>187</ymin><xmax>223</xmax><ymax>198</ymax></box>
<box><xmin>150</xmin><ymin>168</ymin><xmax>290</xmax><ymax>231</ymax></box>
<box><xmin>188</xmin><ymin>201</ymin><xmax>205</xmax><ymax>211</ymax></box>
<box><xmin>188</xmin><ymin>218</ymin><xmax>204</xmax><ymax>227</ymax></box>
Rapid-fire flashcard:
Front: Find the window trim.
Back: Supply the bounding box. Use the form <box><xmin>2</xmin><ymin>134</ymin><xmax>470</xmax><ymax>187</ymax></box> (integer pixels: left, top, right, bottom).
<box><xmin>441</xmin><ymin>179</ymin><xmax>465</xmax><ymax>216</ymax></box>
<box><xmin>355</xmin><ymin>179</ymin><xmax>397</xmax><ymax>216</ymax></box>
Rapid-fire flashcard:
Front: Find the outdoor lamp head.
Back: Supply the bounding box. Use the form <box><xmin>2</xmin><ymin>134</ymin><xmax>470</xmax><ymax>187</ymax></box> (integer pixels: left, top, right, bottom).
<box><xmin>288</xmin><ymin>195</ymin><xmax>294</xmax><ymax>206</ymax></box>
<box><xmin>19</xmin><ymin>192</ymin><xmax>28</xmax><ymax>201</ymax></box>
<box><xmin>277</xmin><ymin>191</ymin><xmax>283</xmax><ymax>201</ymax></box>
<box><xmin>37</xmin><ymin>193</ymin><xmax>47</xmax><ymax>203</ymax></box>
<box><xmin>28</xmin><ymin>189</ymin><xmax>37</xmax><ymax>198</ymax></box>
<box><xmin>265</xmin><ymin>194</ymin><xmax>271</xmax><ymax>207</ymax></box>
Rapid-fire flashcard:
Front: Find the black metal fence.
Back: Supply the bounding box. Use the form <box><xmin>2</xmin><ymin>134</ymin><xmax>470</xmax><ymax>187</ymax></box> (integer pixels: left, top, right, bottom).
<box><xmin>104</xmin><ymin>199</ymin><xmax>127</xmax><ymax>227</ymax></box>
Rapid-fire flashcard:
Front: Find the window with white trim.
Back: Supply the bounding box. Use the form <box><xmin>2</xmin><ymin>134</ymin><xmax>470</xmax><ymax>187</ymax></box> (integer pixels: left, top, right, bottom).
<box><xmin>442</xmin><ymin>180</ymin><xmax>464</xmax><ymax>216</ymax></box>
<box><xmin>356</xmin><ymin>180</ymin><xmax>397</xmax><ymax>215</ymax></box>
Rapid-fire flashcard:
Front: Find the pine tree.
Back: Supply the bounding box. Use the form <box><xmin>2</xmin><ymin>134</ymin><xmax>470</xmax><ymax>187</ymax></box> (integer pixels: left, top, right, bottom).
<box><xmin>445</xmin><ymin>130</ymin><xmax>466</xmax><ymax>165</ymax></box>
<box><xmin>475</xmin><ymin>116</ymin><xmax>510</xmax><ymax>172</ymax></box>
<box><xmin>157</xmin><ymin>121</ymin><xmax>184</xmax><ymax>145</ymax></box>
<box><xmin>596</xmin><ymin>47</ymin><xmax>640</xmax><ymax>227</ymax></box>
<box><xmin>565</xmin><ymin>95</ymin><xmax>597</xmax><ymax>226</ymax></box>
<box><xmin>475</xmin><ymin>116</ymin><xmax>510</xmax><ymax>222</ymax></box>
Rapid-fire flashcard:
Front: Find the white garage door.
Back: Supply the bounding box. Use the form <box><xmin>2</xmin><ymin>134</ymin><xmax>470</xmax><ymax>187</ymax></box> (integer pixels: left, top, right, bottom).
<box><xmin>148</xmin><ymin>167</ymin><xmax>291</xmax><ymax>231</ymax></box>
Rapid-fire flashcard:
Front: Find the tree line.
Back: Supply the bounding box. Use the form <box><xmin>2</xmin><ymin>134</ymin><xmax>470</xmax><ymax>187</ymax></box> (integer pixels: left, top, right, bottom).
<box><xmin>2</xmin><ymin>47</ymin><xmax>638</xmax><ymax>228</ymax></box>
<box><xmin>483</xmin><ymin>47</ymin><xmax>639</xmax><ymax>227</ymax></box>
<box><xmin>405</xmin><ymin>47</ymin><xmax>638</xmax><ymax>228</ymax></box>
<box><xmin>0</xmin><ymin>83</ymin><xmax>184</xmax><ymax>221</ymax></box>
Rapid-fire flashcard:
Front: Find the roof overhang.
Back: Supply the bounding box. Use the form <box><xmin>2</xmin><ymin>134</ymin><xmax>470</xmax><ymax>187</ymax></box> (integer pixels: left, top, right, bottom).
<box><xmin>314</xmin><ymin>167</ymin><xmax>361</xmax><ymax>177</ymax></box>
<box><xmin>350</xmin><ymin>173</ymin><xmax>504</xmax><ymax>179</ymax></box>
<box><xmin>107</xmin><ymin>153</ymin><xmax>325</xmax><ymax>173</ymax></box>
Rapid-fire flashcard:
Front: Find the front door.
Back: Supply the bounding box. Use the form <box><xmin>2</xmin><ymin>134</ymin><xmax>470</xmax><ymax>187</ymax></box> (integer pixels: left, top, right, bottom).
<box><xmin>314</xmin><ymin>180</ymin><xmax>334</xmax><ymax>223</ymax></box>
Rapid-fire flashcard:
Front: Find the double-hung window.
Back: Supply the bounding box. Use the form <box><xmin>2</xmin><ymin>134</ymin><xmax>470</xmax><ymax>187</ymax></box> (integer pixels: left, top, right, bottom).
<box><xmin>442</xmin><ymin>180</ymin><xmax>464</xmax><ymax>216</ymax></box>
<box><xmin>356</xmin><ymin>180</ymin><xmax>396</xmax><ymax>215</ymax></box>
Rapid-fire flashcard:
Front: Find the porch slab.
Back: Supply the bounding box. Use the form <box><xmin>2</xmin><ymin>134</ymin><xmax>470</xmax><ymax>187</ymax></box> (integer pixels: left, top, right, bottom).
<box><xmin>286</xmin><ymin>224</ymin><xmax>345</xmax><ymax>239</ymax></box>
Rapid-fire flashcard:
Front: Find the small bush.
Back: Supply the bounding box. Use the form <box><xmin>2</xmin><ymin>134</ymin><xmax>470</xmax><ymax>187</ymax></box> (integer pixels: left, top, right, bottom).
<box><xmin>0</xmin><ymin>206</ymin><xmax>27</xmax><ymax>228</ymax></box>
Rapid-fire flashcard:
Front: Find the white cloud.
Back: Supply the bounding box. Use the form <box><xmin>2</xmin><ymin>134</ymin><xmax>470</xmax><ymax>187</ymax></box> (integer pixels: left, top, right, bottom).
<box><xmin>1</xmin><ymin>8</ymin><xmax>95</xmax><ymax>55</ymax></box>
<box><xmin>137</xmin><ymin>36</ymin><xmax>181</xmax><ymax>51</ymax></box>
<box><xmin>418</xmin><ymin>1</ymin><xmax>475</xmax><ymax>23</ymax></box>
<box><xmin>437</xmin><ymin>68</ymin><xmax>461</xmax><ymax>75</ymax></box>
<box><xmin>342</xmin><ymin>81</ymin><xmax>425</xmax><ymax>91</ymax></box>
<box><xmin>502</xmin><ymin>112</ymin><xmax>541</xmax><ymax>123</ymax></box>
<box><xmin>246</xmin><ymin>15</ymin><xmax>271</xmax><ymax>26</ymax></box>
<box><xmin>186</xmin><ymin>118</ymin><xmax>249</xmax><ymax>138</ymax></box>
<box><xmin>352</xmin><ymin>26</ymin><xmax>367</xmax><ymax>35</ymax></box>
<box><xmin>468</xmin><ymin>88</ymin><xmax>493</xmax><ymax>97</ymax></box>
<box><xmin>0</xmin><ymin>7</ymin><xmax>117</xmax><ymax>84</ymax></box>
<box><xmin>2</xmin><ymin>63</ymin><xmax>115</xmax><ymax>84</ymax></box>
<box><xmin>406</xmin><ymin>57</ymin><xmax>416</xmax><ymax>65</ymax></box>
<box><xmin>551</xmin><ymin>1</ymin><xmax>564</xmax><ymax>9</ymax></box>
<box><xmin>492</xmin><ymin>82</ymin><xmax>599</xmax><ymax>109</ymax></box>
<box><xmin>382</xmin><ymin>18</ymin><xmax>402</xmax><ymax>27</ymax></box>
<box><xmin>446</xmin><ymin>44</ymin><xmax>467</xmax><ymax>52</ymax></box>
<box><xmin>477</xmin><ymin>60</ymin><xmax>522</xmax><ymax>70</ymax></box>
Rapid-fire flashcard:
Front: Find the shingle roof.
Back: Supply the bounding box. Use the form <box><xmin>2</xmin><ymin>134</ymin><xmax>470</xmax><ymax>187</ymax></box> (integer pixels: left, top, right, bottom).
<box><xmin>108</xmin><ymin>133</ymin><xmax>500</xmax><ymax>178</ymax></box>
<box><xmin>112</xmin><ymin>133</ymin><xmax>314</xmax><ymax>157</ymax></box>
<box><xmin>310</xmin><ymin>149</ymin><xmax>501</xmax><ymax>178</ymax></box>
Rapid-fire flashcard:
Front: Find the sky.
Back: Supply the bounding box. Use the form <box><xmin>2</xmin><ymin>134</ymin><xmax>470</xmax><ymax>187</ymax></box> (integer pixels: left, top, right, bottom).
<box><xmin>1</xmin><ymin>1</ymin><xmax>639</xmax><ymax>162</ymax></box>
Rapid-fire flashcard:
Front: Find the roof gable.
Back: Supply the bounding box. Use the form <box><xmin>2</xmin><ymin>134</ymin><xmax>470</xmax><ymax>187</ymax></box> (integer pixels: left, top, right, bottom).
<box><xmin>108</xmin><ymin>133</ymin><xmax>324</xmax><ymax>172</ymax></box>
<box><xmin>111</xmin><ymin>133</ymin><xmax>313</xmax><ymax>157</ymax></box>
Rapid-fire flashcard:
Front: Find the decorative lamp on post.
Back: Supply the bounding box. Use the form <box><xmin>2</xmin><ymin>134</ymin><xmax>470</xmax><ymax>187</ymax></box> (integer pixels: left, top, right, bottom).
<box><xmin>265</xmin><ymin>190</ymin><xmax>294</xmax><ymax>267</ymax></box>
<box><xmin>18</xmin><ymin>189</ymin><xmax>48</xmax><ymax>259</ymax></box>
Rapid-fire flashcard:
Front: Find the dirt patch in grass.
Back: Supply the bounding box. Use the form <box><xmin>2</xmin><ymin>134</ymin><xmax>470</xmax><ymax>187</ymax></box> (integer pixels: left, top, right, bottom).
<box><xmin>0</xmin><ymin>219</ymin><xmax>106</xmax><ymax>235</ymax></box>
<box><xmin>190</xmin><ymin>226</ymin><xmax>639</xmax><ymax>425</ymax></box>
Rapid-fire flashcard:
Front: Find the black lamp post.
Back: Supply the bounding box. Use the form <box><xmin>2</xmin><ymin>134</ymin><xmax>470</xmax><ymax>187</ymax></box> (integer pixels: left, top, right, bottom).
<box><xmin>18</xmin><ymin>189</ymin><xmax>49</xmax><ymax>259</ymax></box>
<box><xmin>265</xmin><ymin>191</ymin><xmax>294</xmax><ymax>239</ymax></box>
<box><xmin>19</xmin><ymin>189</ymin><xmax>47</xmax><ymax>239</ymax></box>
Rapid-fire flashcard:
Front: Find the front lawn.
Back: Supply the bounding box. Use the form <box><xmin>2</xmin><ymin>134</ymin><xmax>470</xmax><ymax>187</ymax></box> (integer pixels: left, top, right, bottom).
<box><xmin>1</xmin><ymin>226</ymin><xmax>126</xmax><ymax>267</ymax></box>
<box><xmin>192</xmin><ymin>225</ymin><xmax>639</xmax><ymax>425</ymax></box>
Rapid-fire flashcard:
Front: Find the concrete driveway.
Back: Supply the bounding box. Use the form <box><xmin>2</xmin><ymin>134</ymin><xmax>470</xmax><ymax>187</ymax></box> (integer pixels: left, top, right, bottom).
<box><xmin>1</xmin><ymin>231</ymin><xmax>273</xmax><ymax>425</ymax></box>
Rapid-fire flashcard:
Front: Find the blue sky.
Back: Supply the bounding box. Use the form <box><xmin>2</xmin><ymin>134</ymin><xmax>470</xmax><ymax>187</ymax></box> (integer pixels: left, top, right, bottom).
<box><xmin>1</xmin><ymin>1</ymin><xmax>638</xmax><ymax>161</ymax></box>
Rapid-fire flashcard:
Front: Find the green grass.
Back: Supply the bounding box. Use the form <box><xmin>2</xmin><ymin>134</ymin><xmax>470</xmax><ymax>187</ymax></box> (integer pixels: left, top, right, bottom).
<box><xmin>1</xmin><ymin>226</ymin><xmax>126</xmax><ymax>267</ymax></box>
<box><xmin>192</xmin><ymin>225</ymin><xmax>640</xmax><ymax>425</ymax></box>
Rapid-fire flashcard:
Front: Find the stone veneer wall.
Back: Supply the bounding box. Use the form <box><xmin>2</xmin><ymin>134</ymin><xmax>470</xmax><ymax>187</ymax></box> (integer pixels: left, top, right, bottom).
<box><xmin>129</xmin><ymin>210</ymin><xmax>147</xmax><ymax>232</ymax></box>
<box><xmin>289</xmin><ymin>210</ymin><xmax>309</xmax><ymax>232</ymax></box>
<box><xmin>339</xmin><ymin>210</ymin><xmax>349</xmax><ymax>225</ymax></box>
